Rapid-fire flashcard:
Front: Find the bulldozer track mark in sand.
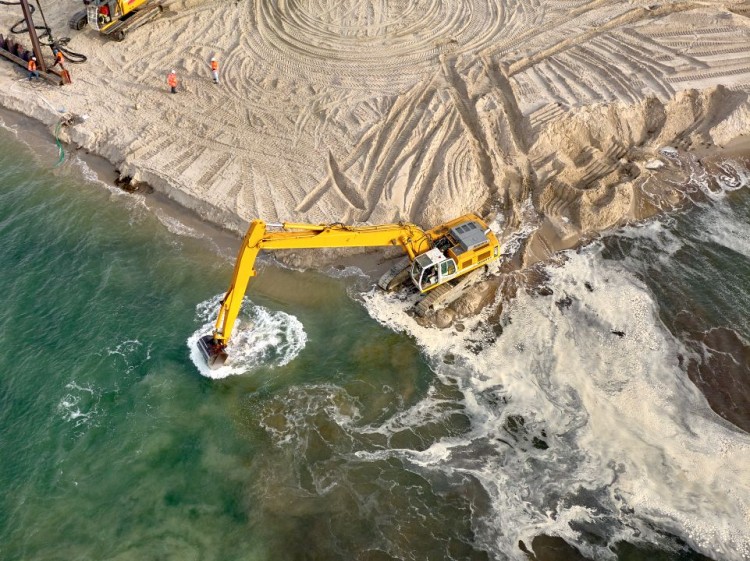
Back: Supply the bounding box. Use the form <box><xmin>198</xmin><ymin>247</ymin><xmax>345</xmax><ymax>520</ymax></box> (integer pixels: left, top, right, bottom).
<box><xmin>579</xmin><ymin>158</ymin><xmax>618</xmax><ymax>189</ymax></box>
<box><xmin>565</xmin><ymin>46</ymin><xmax>639</xmax><ymax>104</ymax></box>
<box><xmin>597</xmin><ymin>34</ymin><xmax>675</xmax><ymax>100</ymax></box>
<box><xmin>612</xmin><ymin>29</ymin><xmax>694</xmax><ymax>78</ymax></box>
<box><xmin>481</xmin><ymin>56</ymin><xmax>530</xmax><ymax>155</ymax></box>
<box><xmin>533</xmin><ymin>60</ymin><xmax>580</xmax><ymax>106</ymax></box>
<box><xmin>562</xmin><ymin>49</ymin><xmax>618</xmax><ymax>103</ymax></box>
<box><xmin>680</xmin><ymin>43</ymin><xmax>750</xmax><ymax>58</ymax></box>
<box><xmin>406</xmin><ymin>113</ymin><xmax>467</xmax><ymax>217</ymax></box>
<box><xmin>522</xmin><ymin>65</ymin><xmax>568</xmax><ymax>107</ymax></box>
<box><xmin>357</xmin><ymin>82</ymin><xmax>438</xmax><ymax>209</ymax></box>
<box><xmin>293</xmin><ymin>95</ymin><xmax>399</xmax><ymax>215</ymax></box>
<box><xmin>236</xmin><ymin>162</ymin><xmax>260</xmax><ymax>217</ymax></box>
<box><xmin>137</xmin><ymin>136</ymin><xmax>177</xmax><ymax>164</ymax></box>
<box><xmin>667</xmin><ymin>62</ymin><xmax>750</xmax><ymax>84</ymax></box>
<box><xmin>245</xmin><ymin>0</ymin><xmax>511</xmax><ymax>90</ymax></box>
<box><xmin>729</xmin><ymin>3</ymin><xmax>750</xmax><ymax>18</ymax></box>
<box><xmin>441</xmin><ymin>60</ymin><xmax>497</xmax><ymax>197</ymax></box>
<box><xmin>380</xmin><ymin>94</ymin><xmax>453</xmax><ymax>198</ymax></box>
<box><xmin>528</xmin><ymin>103</ymin><xmax>567</xmax><ymax>133</ymax></box>
<box><xmin>645</xmin><ymin>25</ymin><xmax>747</xmax><ymax>40</ymax></box>
<box><xmin>388</xmin><ymin>102</ymin><xmax>459</xmax><ymax>215</ymax></box>
<box><xmin>172</xmin><ymin>146</ymin><xmax>207</xmax><ymax>178</ymax></box>
<box><xmin>541</xmin><ymin>179</ymin><xmax>580</xmax><ymax>218</ymax></box>
<box><xmin>326</xmin><ymin>151</ymin><xmax>367</xmax><ymax>211</ymax></box>
<box><xmin>507</xmin><ymin>2</ymin><xmax>700</xmax><ymax>76</ymax></box>
<box><xmin>446</xmin><ymin>141</ymin><xmax>477</xmax><ymax>203</ymax></box>
<box><xmin>197</xmin><ymin>153</ymin><xmax>233</xmax><ymax>192</ymax></box>
<box><xmin>485</xmin><ymin>0</ymin><xmax>620</xmax><ymax>59</ymax></box>
<box><xmin>547</xmin><ymin>55</ymin><xmax>603</xmax><ymax>104</ymax></box>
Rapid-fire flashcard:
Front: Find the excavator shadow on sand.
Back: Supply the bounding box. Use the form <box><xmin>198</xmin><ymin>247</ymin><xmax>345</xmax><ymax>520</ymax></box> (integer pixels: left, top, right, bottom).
<box><xmin>197</xmin><ymin>214</ymin><xmax>501</xmax><ymax>370</ymax></box>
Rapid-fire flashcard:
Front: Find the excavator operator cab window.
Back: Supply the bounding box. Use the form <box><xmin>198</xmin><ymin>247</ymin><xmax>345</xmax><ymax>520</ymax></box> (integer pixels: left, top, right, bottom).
<box><xmin>421</xmin><ymin>265</ymin><xmax>438</xmax><ymax>289</ymax></box>
<box><xmin>439</xmin><ymin>259</ymin><xmax>456</xmax><ymax>278</ymax></box>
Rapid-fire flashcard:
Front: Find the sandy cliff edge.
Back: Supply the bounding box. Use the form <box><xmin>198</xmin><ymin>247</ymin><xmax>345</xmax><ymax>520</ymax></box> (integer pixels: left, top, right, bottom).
<box><xmin>1</xmin><ymin>0</ymin><xmax>750</xmax><ymax>287</ymax></box>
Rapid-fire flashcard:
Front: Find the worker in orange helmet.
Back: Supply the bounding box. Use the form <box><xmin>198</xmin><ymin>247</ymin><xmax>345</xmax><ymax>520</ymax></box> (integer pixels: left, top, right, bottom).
<box><xmin>27</xmin><ymin>56</ymin><xmax>39</xmax><ymax>81</ymax></box>
<box><xmin>167</xmin><ymin>69</ymin><xmax>178</xmax><ymax>94</ymax></box>
<box><xmin>209</xmin><ymin>57</ymin><xmax>219</xmax><ymax>84</ymax></box>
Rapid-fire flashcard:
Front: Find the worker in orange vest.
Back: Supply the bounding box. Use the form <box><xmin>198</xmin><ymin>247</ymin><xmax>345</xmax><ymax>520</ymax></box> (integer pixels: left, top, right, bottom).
<box><xmin>167</xmin><ymin>70</ymin><xmax>178</xmax><ymax>94</ymax></box>
<box><xmin>27</xmin><ymin>56</ymin><xmax>39</xmax><ymax>81</ymax></box>
<box><xmin>51</xmin><ymin>49</ymin><xmax>65</xmax><ymax>70</ymax></box>
<box><xmin>210</xmin><ymin>57</ymin><xmax>219</xmax><ymax>84</ymax></box>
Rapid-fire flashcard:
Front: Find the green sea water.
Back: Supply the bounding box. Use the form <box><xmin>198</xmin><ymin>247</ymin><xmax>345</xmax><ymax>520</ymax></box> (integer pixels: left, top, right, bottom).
<box><xmin>0</xmin><ymin>126</ymin><xmax>481</xmax><ymax>560</ymax></box>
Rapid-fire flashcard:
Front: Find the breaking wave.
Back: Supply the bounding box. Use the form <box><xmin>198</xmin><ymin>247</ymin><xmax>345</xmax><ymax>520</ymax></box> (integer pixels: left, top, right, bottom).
<box><xmin>361</xmin><ymin>240</ymin><xmax>750</xmax><ymax>559</ymax></box>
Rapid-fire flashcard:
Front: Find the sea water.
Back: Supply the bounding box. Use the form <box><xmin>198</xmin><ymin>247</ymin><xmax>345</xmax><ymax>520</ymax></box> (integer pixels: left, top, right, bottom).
<box><xmin>0</xmin><ymin>118</ymin><xmax>748</xmax><ymax>561</ymax></box>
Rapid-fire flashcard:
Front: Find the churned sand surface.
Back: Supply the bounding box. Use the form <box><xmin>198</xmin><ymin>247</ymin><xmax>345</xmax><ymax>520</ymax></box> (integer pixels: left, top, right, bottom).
<box><xmin>1</xmin><ymin>0</ymin><xmax>750</xmax><ymax>250</ymax></box>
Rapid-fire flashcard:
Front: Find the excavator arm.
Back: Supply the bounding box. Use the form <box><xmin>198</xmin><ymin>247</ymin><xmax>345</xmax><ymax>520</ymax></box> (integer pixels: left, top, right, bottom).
<box><xmin>198</xmin><ymin>219</ymin><xmax>432</xmax><ymax>368</ymax></box>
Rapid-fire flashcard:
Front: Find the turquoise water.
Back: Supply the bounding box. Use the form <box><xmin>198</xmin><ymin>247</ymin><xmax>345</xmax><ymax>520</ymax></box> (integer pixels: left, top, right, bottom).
<box><xmin>0</xmin><ymin>128</ymin><xmax>446</xmax><ymax>560</ymax></box>
<box><xmin>1</xmin><ymin>123</ymin><xmax>749</xmax><ymax>561</ymax></box>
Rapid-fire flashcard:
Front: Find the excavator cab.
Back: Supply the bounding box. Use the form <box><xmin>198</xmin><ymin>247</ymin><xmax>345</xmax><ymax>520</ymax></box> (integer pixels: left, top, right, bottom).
<box><xmin>411</xmin><ymin>249</ymin><xmax>456</xmax><ymax>292</ymax></box>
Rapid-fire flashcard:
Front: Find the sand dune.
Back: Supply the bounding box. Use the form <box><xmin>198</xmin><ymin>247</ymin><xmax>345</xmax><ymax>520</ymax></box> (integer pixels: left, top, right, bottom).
<box><xmin>1</xmin><ymin>0</ymin><xmax>749</xmax><ymax>248</ymax></box>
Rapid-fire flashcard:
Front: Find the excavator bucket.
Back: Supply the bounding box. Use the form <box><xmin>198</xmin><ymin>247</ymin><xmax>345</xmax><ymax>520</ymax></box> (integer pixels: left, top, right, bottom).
<box><xmin>197</xmin><ymin>335</ymin><xmax>228</xmax><ymax>369</ymax></box>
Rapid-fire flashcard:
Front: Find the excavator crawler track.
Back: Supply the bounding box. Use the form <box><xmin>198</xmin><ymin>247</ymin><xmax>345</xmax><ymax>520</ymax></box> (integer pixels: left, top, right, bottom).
<box><xmin>414</xmin><ymin>267</ymin><xmax>485</xmax><ymax>317</ymax></box>
<box><xmin>102</xmin><ymin>1</ymin><xmax>163</xmax><ymax>40</ymax></box>
<box><xmin>377</xmin><ymin>257</ymin><xmax>411</xmax><ymax>291</ymax></box>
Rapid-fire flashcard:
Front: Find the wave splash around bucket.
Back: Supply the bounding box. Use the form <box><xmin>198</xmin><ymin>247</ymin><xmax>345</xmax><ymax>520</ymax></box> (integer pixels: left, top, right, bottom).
<box><xmin>188</xmin><ymin>294</ymin><xmax>307</xmax><ymax>379</ymax></box>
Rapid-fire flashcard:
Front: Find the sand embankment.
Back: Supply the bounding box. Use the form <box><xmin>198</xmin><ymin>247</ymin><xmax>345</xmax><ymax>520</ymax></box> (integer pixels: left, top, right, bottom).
<box><xmin>1</xmin><ymin>0</ymin><xmax>750</xmax><ymax>267</ymax></box>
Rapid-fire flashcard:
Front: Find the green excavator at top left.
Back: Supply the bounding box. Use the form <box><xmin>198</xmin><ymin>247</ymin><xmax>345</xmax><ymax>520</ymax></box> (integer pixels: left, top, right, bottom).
<box><xmin>69</xmin><ymin>0</ymin><xmax>163</xmax><ymax>42</ymax></box>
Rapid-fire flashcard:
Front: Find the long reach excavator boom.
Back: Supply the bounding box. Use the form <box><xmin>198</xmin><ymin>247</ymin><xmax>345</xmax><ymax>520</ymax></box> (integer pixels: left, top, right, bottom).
<box><xmin>198</xmin><ymin>214</ymin><xmax>500</xmax><ymax>369</ymax></box>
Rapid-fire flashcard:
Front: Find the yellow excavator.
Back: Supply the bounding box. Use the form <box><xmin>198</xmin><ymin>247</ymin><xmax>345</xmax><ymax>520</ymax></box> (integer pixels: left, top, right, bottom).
<box><xmin>198</xmin><ymin>214</ymin><xmax>500</xmax><ymax>369</ymax></box>
<box><xmin>69</xmin><ymin>0</ymin><xmax>163</xmax><ymax>41</ymax></box>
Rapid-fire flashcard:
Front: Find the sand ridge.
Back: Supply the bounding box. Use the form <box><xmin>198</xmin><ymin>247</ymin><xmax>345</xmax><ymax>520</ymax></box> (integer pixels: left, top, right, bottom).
<box><xmin>0</xmin><ymin>0</ymin><xmax>749</xmax><ymax>247</ymax></box>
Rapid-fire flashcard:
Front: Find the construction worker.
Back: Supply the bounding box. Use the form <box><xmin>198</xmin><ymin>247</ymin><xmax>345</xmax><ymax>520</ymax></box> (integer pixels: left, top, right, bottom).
<box><xmin>51</xmin><ymin>49</ymin><xmax>65</xmax><ymax>70</ymax></box>
<box><xmin>167</xmin><ymin>69</ymin><xmax>178</xmax><ymax>94</ymax></box>
<box><xmin>210</xmin><ymin>57</ymin><xmax>219</xmax><ymax>84</ymax></box>
<box><xmin>27</xmin><ymin>56</ymin><xmax>39</xmax><ymax>81</ymax></box>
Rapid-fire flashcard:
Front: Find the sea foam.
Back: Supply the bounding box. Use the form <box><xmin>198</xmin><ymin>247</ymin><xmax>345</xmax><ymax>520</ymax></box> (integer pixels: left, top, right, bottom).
<box><xmin>362</xmin><ymin>240</ymin><xmax>750</xmax><ymax>559</ymax></box>
<box><xmin>188</xmin><ymin>294</ymin><xmax>307</xmax><ymax>379</ymax></box>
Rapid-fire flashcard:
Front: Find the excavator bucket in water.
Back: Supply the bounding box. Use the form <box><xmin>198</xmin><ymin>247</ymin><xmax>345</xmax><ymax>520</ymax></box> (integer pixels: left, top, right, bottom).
<box><xmin>197</xmin><ymin>335</ymin><xmax>228</xmax><ymax>369</ymax></box>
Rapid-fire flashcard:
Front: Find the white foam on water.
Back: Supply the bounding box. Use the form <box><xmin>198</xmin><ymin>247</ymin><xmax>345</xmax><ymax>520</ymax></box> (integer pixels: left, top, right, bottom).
<box><xmin>57</xmin><ymin>382</ymin><xmax>100</xmax><ymax>429</ymax></box>
<box><xmin>70</xmin><ymin>155</ymin><xmax>116</xmax><ymax>190</ymax></box>
<box><xmin>324</xmin><ymin>264</ymin><xmax>369</xmax><ymax>280</ymax></box>
<box><xmin>153</xmin><ymin>208</ymin><xmax>204</xmax><ymax>239</ymax></box>
<box><xmin>0</xmin><ymin>117</ymin><xmax>19</xmax><ymax>136</ymax></box>
<box><xmin>106</xmin><ymin>339</ymin><xmax>152</xmax><ymax>373</ymax></box>
<box><xmin>683</xmin><ymin>162</ymin><xmax>750</xmax><ymax>259</ymax></box>
<box><xmin>362</xmin><ymin>242</ymin><xmax>750</xmax><ymax>559</ymax></box>
<box><xmin>188</xmin><ymin>294</ymin><xmax>307</xmax><ymax>379</ymax></box>
<box><xmin>712</xmin><ymin>159</ymin><xmax>750</xmax><ymax>194</ymax></box>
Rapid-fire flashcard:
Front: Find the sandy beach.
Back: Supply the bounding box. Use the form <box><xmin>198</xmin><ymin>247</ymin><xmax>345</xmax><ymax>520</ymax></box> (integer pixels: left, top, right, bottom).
<box><xmin>1</xmin><ymin>0</ymin><xmax>749</xmax><ymax>253</ymax></box>
<box><xmin>2</xmin><ymin>4</ymin><xmax>750</xmax><ymax>559</ymax></box>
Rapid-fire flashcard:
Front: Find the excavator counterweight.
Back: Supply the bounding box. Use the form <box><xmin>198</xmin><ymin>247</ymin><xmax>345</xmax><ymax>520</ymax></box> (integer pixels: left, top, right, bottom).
<box><xmin>198</xmin><ymin>215</ymin><xmax>500</xmax><ymax>369</ymax></box>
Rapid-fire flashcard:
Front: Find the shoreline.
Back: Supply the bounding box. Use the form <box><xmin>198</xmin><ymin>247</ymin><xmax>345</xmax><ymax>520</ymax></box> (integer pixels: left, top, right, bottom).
<box><xmin>2</xmin><ymin>1</ymin><xmax>750</xmax><ymax>335</ymax></box>
<box><xmin>1</xmin><ymin>0</ymin><xmax>750</xmax><ymax>243</ymax></box>
<box><xmin>0</xmin><ymin>104</ymin><xmax>248</xmax><ymax>260</ymax></box>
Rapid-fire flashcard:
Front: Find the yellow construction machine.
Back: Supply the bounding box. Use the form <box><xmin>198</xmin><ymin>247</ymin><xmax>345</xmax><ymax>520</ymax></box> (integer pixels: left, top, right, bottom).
<box><xmin>70</xmin><ymin>0</ymin><xmax>163</xmax><ymax>41</ymax></box>
<box><xmin>198</xmin><ymin>214</ymin><xmax>500</xmax><ymax>369</ymax></box>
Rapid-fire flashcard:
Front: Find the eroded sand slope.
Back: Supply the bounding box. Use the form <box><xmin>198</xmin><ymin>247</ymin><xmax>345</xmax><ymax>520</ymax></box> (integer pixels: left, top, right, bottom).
<box><xmin>1</xmin><ymin>0</ymin><xmax>750</xmax><ymax>240</ymax></box>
